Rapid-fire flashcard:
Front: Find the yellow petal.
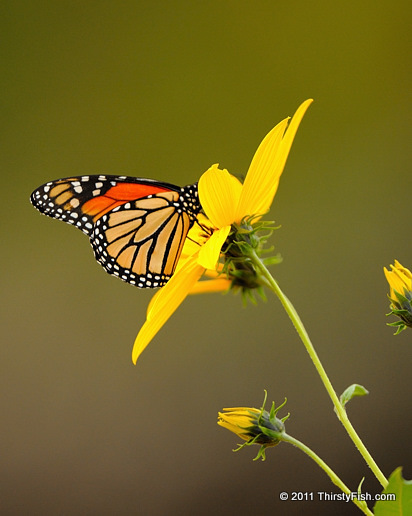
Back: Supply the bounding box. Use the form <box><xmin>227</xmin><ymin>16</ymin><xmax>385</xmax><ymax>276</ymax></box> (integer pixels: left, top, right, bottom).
<box><xmin>236</xmin><ymin>99</ymin><xmax>313</xmax><ymax>220</ymax></box>
<box><xmin>393</xmin><ymin>260</ymin><xmax>412</xmax><ymax>286</ymax></box>
<box><xmin>179</xmin><ymin>239</ymin><xmax>200</xmax><ymax>262</ymax></box>
<box><xmin>204</xmin><ymin>266</ymin><xmax>224</xmax><ymax>277</ymax></box>
<box><xmin>217</xmin><ymin>421</ymin><xmax>250</xmax><ymax>441</ymax></box>
<box><xmin>197</xmin><ymin>225</ymin><xmax>231</xmax><ymax>269</ymax></box>
<box><xmin>236</xmin><ymin>118</ymin><xmax>288</xmax><ymax>220</ymax></box>
<box><xmin>384</xmin><ymin>267</ymin><xmax>399</xmax><ymax>297</ymax></box>
<box><xmin>145</xmin><ymin>288</ymin><xmax>162</xmax><ymax>316</ymax></box>
<box><xmin>220</xmin><ymin>407</ymin><xmax>261</xmax><ymax>415</ymax></box>
<box><xmin>217</xmin><ymin>410</ymin><xmax>257</xmax><ymax>440</ymax></box>
<box><xmin>385</xmin><ymin>263</ymin><xmax>412</xmax><ymax>294</ymax></box>
<box><xmin>132</xmin><ymin>257</ymin><xmax>205</xmax><ymax>364</ymax></box>
<box><xmin>198</xmin><ymin>164</ymin><xmax>242</xmax><ymax>228</ymax></box>
<box><xmin>189</xmin><ymin>278</ymin><xmax>231</xmax><ymax>294</ymax></box>
<box><xmin>178</xmin><ymin>215</ymin><xmax>214</xmax><ymax>265</ymax></box>
<box><xmin>274</xmin><ymin>98</ymin><xmax>313</xmax><ymax>187</ymax></box>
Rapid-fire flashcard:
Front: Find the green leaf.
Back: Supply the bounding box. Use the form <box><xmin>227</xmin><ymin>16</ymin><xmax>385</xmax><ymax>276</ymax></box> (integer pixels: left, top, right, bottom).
<box><xmin>339</xmin><ymin>384</ymin><xmax>369</xmax><ymax>408</ymax></box>
<box><xmin>374</xmin><ymin>467</ymin><xmax>412</xmax><ymax>515</ymax></box>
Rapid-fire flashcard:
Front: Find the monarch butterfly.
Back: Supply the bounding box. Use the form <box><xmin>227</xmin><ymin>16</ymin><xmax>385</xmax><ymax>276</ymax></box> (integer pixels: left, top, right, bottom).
<box><xmin>30</xmin><ymin>175</ymin><xmax>201</xmax><ymax>288</ymax></box>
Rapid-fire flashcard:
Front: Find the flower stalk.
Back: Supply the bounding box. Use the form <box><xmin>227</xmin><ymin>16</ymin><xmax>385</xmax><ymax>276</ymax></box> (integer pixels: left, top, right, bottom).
<box><xmin>218</xmin><ymin>393</ymin><xmax>374</xmax><ymax>515</ymax></box>
<box><xmin>281</xmin><ymin>433</ymin><xmax>374</xmax><ymax>516</ymax></box>
<box><xmin>248</xmin><ymin>249</ymin><xmax>388</xmax><ymax>489</ymax></box>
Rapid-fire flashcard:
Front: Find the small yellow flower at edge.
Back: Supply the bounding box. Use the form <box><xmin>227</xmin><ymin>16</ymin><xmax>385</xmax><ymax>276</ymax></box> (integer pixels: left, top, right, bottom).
<box><xmin>384</xmin><ymin>260</ymin><xmax>412</xmax><ymax>334</ymax></box>
<box><xmin>132</xmin><ymin>99</ymin><xmax>313</xmax><ymax>364</ymax></box>
<box><xmin>384</xmin><ymin>260</ymin><xmax>412</xmax><ymax>299</ymax></box>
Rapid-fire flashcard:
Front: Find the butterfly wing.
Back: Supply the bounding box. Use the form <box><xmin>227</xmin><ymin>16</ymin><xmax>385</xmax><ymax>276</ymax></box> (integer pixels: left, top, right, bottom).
<box><xmin>30</xmin><ymin>175</ymin><xmax>180</xmax><ymax>236</ymax></box>
<box><xmin>92</xmin><ymin>191</ymin><xmax>193</xmax><ymax>287</ymax></box>
<box><xmin>30</xmin><ymin>175</ymin><xmax>200</xmax><ymax>288</ymax></box>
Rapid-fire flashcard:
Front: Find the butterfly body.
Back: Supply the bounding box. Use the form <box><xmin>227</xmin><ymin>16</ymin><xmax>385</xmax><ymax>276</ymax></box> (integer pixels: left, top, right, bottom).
<box><xmin>30</xmin><ymin>175</ymin><xmax>200</xmax><ymax>288</ymax></box>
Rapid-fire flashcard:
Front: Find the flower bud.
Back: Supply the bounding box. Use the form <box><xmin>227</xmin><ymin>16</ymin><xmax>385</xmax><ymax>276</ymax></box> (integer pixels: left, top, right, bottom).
<box><xmin>218</xmin><ymin>393</ymin><xmax>288</xmax><ymax>460</ymax></box>
<box><xmin>384</xmin><ymin>260</ymin><xmax>412</xmax><ymax>334</ymax></box>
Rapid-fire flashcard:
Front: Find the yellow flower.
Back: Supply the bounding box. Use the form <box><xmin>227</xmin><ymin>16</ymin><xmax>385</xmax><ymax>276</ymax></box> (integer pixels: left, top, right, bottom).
<box><xmin>218</xmin><ymin>393</ymin><xmax>288</xmax><ymax>461</ymax></box>
<box><xmin>132</xmin><ymin>99</ymin><xmax>313</xmax><ymax>364</ymax></box>
<box><xmin>384</xmin><ymin>260</ymin><xmax>412</xmax><ymax>300</ymax></box>
<box><xmin>384</xmin><ymin>260</ymin><xmax>412</xmax><ymax>333</ymax></box>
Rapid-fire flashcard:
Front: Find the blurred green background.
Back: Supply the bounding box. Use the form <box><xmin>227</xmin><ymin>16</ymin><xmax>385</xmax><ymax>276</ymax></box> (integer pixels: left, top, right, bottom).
<box><xmin>2</xmin><ymin>1</ymin><xmax>411</xmax><ymax>515</ymax></box>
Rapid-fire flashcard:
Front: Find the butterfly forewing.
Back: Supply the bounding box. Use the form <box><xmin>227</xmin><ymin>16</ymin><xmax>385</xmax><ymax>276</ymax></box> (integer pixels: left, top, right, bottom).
<box><xmin>30</xmin><ymin>175</ymin><xmax>179</xmax><ymax>236</ymax></box>
<box><xmin>30</xmin><ymin>175</ymin><xmax>200</xmax><ymax>288</ymax></box>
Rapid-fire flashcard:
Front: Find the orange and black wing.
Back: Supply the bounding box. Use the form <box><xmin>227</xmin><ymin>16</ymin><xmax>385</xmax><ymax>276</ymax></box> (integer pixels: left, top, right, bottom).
<box><xmin>30</xmin><ymin>174</ymin><xmax>181</xmax><ymax>236</ymax></box>
<box><xmin>30</xmin><ymin>175</ymin><xmax>200</xmax><ymax>287</ymax></box>
<box><xmin>92</xmin><ymin>191</ymin><xmax>195</xmax><ymax>287</ymax></box>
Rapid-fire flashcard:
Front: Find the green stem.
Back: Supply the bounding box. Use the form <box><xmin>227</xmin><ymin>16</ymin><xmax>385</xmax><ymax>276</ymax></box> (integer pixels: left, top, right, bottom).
<box><xmin>281</xmin><ymin>433</ymin><xmax>374</xmax><ymax>516</ymax></box>
<box><xmin>251</xmin><ymin>251</ymin><xmax>388</xmax><ymax>488</ymax></box>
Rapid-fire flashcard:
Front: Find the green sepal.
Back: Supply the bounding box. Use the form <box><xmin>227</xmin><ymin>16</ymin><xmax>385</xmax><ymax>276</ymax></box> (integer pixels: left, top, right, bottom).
<box><xmin>339</xmin><ymin>384</ymin><xmax>369</xmax><ymax>409</ymax></box>
<box><xmin>389</xmin><ymin>308</ymin><xmax>411</xmax><ymax>318</ymax></box>
<box><xmin>253</xmin><ymin>445</ymin><xmax>268</xmax><ymax>461</ymax></box>
<box><xmin>256</xmin><ymin>286</ymin><xmax>267</xmax><ymax>302</ymax></box>
<box><xmin>240</xmin><ymin>287</ymin><xmax>258</xmax><ymax>306</ymax></box>
<box><xmin>261</xmin><ymin>254</ymin><xmax>283</xmax><ymax>267</ymax></box>
<box><xmin>386</xmin><ymin>290</ymin><xmax>412</xmax><ymax>330</ymax></box>
<box><xmin>386</xmin><ymin>313</ymin><xmax>411</xmax><ymax>334</ymax></box>
<box><xmin>394</xmin><ymin>289</ymin><xmax>411</xmax><ymax>305</ymax></box>
<box><xmin>259</xmin><ymin>425</ymin><xmax>283</xmax><ymax>441</ymax></box>
<box><xmin>232</xmin><ymin>439</ymin><xmax>271</xmax><ymax>462</ymax></box>
<box><xmin>387</xmin><ymin>320</ymin><xmax>407</xmax><ymax>335</ymax></box>
<box><xmin>220</xmin><ymin>217</ymin><xmax>282</xmax><ymax>298</ymax></box>
<box><xmin>270</xmin><ymin>397</ymin><xmax>288</xmax><ymax>418</ymax></box>
<box><xmin>374</xmin><ymin>467</ymin><xmax>412</xmax><ymax>515</ymax></box>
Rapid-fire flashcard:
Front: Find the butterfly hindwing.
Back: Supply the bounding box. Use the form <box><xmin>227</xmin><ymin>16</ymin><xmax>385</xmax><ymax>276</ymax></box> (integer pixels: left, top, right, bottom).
<box><xmin>30</xmin><ymin>175</ymin><xmax>200</xmax><ymax>288</ymax></box>
<box><xmin>91</xmin><ymin>191</ymin><xmax>192</xmax><ymax>287</ymax></box>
